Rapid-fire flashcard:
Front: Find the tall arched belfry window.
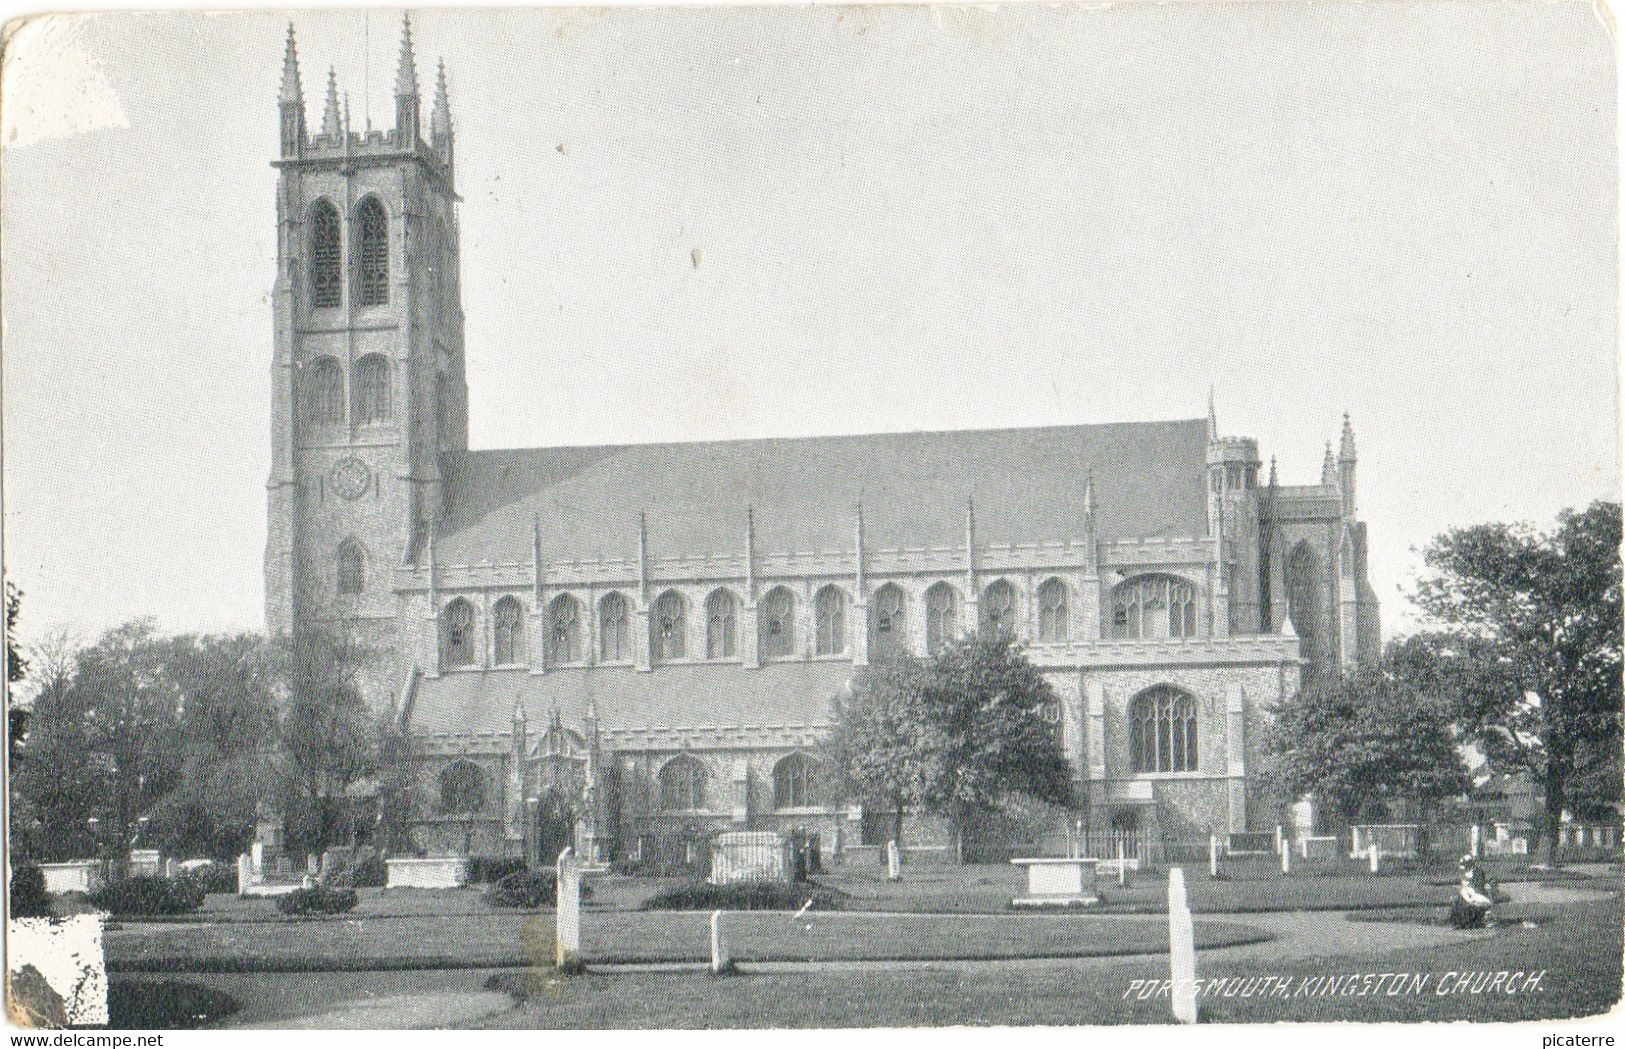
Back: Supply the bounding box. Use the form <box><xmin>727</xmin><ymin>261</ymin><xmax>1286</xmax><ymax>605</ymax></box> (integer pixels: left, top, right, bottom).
<box><xmin>1130</xmin><ymin>685</ymin><xmax>1198</xmax><ymax>773</ymax></box>
<box><xmin>308</xmin><ymin>200</ymin><xmax>342</xmax><ymax>308</ymax></box>
<box><xmin>353</xmin><ymin>355</ymin><xmax>391</xmax><ymax>423</ymax></box>
<box><xmin>493</xmin><ymin>596</ymin><xmax>527</xmax><ymax>666</ymax></box>
<box><xmin>1112</xmin><ymin>574</ymin><xmax>1198</xmax><ymax>640</ymax></box>
<box><xmin>354</xmin><ymin>197</ymin><xmax>389</xmax><ymax>306</ymax></box>
<box><xmin>305</xmin><ymin>357</ymin><xmax>344</xmax><ymax>426</ymax></box>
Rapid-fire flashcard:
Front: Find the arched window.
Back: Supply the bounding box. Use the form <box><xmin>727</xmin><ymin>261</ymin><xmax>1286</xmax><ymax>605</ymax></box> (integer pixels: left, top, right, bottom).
<box><xmin>305</xmin><ymin>357</ymin><xmax>344</xmax><ymax>426</ymax></box>
<box><xmin>1111</xmin><ymin>575</ymin><xmax>1198</xmax><ymax>640</ymax></box>
<box><xmin>758</xmin><ymin>587</ymin><xmax>795</xmax><ymax>659</ymax></box>
<box><xmin>925</xmin><ymin>583</ymin><xmax>960</xmax><ymax>654</ymax></box>
<box><xmin>336</xmin><ymin>538</ymin><xmax>365</xmax><ymax>595</ymax></box>
<box><xmin>308</xmin><ymin>200</ymin><xmax>342</xmax><ymax>308</ymax></box>
<box><xmin>547</xmin><ymin>594</ymin><xmax>582</xmax><ymax>666</ymax></box>
<box><xmin>980</xmin><ymin>579</ymin><xmax>1016</xmax><ymax>640</ymax></box>
<box><xmin>1130</xmin><ymin>686</ymin><xmax>1198</xmax><ymax>773</ymax></box>
<box><xmin>870</xmin><ymin>583</ymin><xmax>906</xmax><ymax>661</ymax></box>
<box><xmin>1037</xmin><ymin>578</ymin><xmax>1069</xmax><ymax>642</ymax></box>
<box><xmin>438</xmin><ymin>759</ymin><xmax>485</xmax><ymax>814</ymax></box>
<box><xmin>653</xmin><ymin>590</ymin><xmax>686</xmax><ymax>663</ymax></box>
<box><xmin>659</xmin><ymin>754</ymin><xmax>707</xmax><ymax>810</ymax></box>
<box><xmin>705</xmin><ymin>589</ymin><xmax>737</xmax><ymax>659</ymax></box>
<box><xmin>599</xmin><ymin>592</ymin><xmax>630</xmax><ymax>662</ymax></box>
<box><xmin>493</xmin><ymin>596</ymin><xmax>526</xmax><ymax>666</ymax></box>
<box><xmin>773</xmin><ymin>753</ymin><xmax>819</xmax><ymax>809</ymax></box>
<box><xmin>441</xmin><ymin>598</ymin><xmax>476</xmax><ymax>668</ymax></box>
<box><xmin>1286</xmin><ymin>541</ymin><xmax>1321</xmax><ymax>665</ymax></box>
<box><xmin>353</xmin><ymin>355</ymin><xmax>391</xmax><ymax>423</ymax></box>
<box><xmin>354</xmin><ymin>197</ymin><xmax>389</xmax><ymax>306</ymax></box>
<box><xmin>815</xmin><ymin>586</ymin><xmax>848</xmax><ymax>656</ymax></box>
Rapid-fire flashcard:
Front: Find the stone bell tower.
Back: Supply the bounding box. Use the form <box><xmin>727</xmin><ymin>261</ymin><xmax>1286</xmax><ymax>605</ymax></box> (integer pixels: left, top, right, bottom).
<box><xmin>264</xmin><ymin>17</ymin><xmax>468</xmax><ymax>686</ymax></box>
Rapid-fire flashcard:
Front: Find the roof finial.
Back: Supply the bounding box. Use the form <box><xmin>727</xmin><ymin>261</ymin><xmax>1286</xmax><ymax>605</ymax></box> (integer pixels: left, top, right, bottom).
<box><xmin>321</xmin><ymin>68</ymin><xmax>342</xmax><ymax>138</ymax></box>
<box><xmin>395</xmin><ymin>11</ymin><xmax>419</xmax><ymax>98</ymax></box>
<box><xmin>1206</xmin><ymin>385</ymin><xmax>1218</xmax><ymax>439</ymax></box>
<box><xmin>1268</xmin><ymin>455</ymin><xmax>1278</xmax><ymax>488</ymax></box>
<box><xmin>1339</xmin><ymin>412</ymin><xmax>1357</xmax><ymax>462</ymax></box>
<box><xmin>1321</xmin><ymin>441</ymin><xmax>1337</xmax><ymax>485</ymax></box>
<box><xmin>1083</xmin><ymin>470</ymin><xmax>1096</xmax><ymax>516</ymax></box>
<box><xmin>279</xmin><ymin>22</ymin><xmax>303</xmax><ymax>107</ymax></box>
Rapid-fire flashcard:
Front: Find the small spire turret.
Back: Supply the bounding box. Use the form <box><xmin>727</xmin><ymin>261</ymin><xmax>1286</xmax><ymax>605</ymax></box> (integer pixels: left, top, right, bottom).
<box><xmin>321</xmin><ymin>68</ymin><xmax>342</xmax><ymax>139</ymax></box>
<box><xmin>1321</xmin><ymin>442</ymin><xmax>1337</xmax><ymax>486</ymax></box>
<box><xmin>1339</xmin><ymin>412</ymin><xmax>1357</xmax><ymax>462</ymax></box>
<box><xmin>1207</xmin><ymin>386</ymin><xmax>1218</xmax><ymax>439</ymax></box>
<box><xmin>1338</xmin><ymin>412</ymin><xmax>1358</xmax><ymax>515</ymax></box>
<box><xmin>278</xmin><ymin>23</ymin><xmax>306</xmax><ymax>157</ymax></box>
<box><xmin>431</xmin><ymin>58</ymin><xmax>452</xmax><ymax>148</ymax></box>
<box><xmin>394</xmin><ymin>12</ymin><xmax>421</xmax><ymax>143</ymax></box>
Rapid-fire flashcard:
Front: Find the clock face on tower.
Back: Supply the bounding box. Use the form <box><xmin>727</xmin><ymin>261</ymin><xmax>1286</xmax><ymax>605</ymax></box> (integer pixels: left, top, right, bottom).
<box><xmin>330</xmin><ymin>457</ymin><xmax>371</xmax><ymax>501</ymax></box>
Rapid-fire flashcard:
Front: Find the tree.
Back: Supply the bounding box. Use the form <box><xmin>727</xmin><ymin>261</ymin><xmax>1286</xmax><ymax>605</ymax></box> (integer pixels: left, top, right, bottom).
<box><xmin>12</xmin><ymin>622</ymin><xmax>184</xmax><ymax>871</ymax></box>
<box><xmin>147</xmin><ymin>633</ymin><xmax>280</xmax><ymax>859</ymax></box>
<box><xmin>1400</xmin><ymin>501</ymin><xmax>1622</xmax><ymax>865</ymax></box>
<box><xmin>824</xmin><ymin>637</ymin><xmax>1072</xmax><ymax>861</ymax></box>
<box><xmin>1259</xmin><ymin>661</ymin><xmax>1469</xmax><ymax>826</ymax></box>
<box><xmin>276</xmin><ymin>629</ymin><xmax>378</xmax><ymax>857</ymax></box>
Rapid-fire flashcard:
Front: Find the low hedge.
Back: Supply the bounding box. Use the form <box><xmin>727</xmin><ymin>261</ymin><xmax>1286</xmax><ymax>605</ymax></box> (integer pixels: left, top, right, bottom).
<box><xmin>485</xmin><ymin>868</ymin><xmax>594</xmax><ymax>909</ymax></box>
<box><xmin>275</xmin><ymin>885</ymin><xmax>359</xmax><ymax>916</ymax></box>
<box><xmin>641</xmin><ymin>880</ymin><xmax>844</xmax><ymax>912</ymax></box>
<box><xmin>90</xmin><ymin>875</ymin><xmax>206</xmax><ymax>916</ymax></box>
<box><xmin>469</xmin><ymin>856</ymin><xmax>528</xmax><ymax>884</ymax></box>
<box><xmin>179</xmin><ymin>863</ymin><xmax>239</xmax><ymax>896</ymax></box>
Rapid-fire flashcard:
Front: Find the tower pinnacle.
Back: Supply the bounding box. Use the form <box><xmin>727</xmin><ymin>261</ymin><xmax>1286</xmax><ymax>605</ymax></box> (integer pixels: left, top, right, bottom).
<box><xmin>1320</xmin><ymin>442</ymin><xmax>1337</xmax><ymax>486</ymax></box>
<box><xmin>394</xmin><ymin>12</ymin><xmax>421</xmax><ymax>142</ymax></box>
<box><xmin>431</xmin><ymin>58</ymin><xmax>453</xmax><ymax>149</ymax></box>
<box><xmin>1339</xmin><ymin>412</ymin><xmax>1357</xmax><ymax>462</ymax></box>
<box><xmin>1207</xmin><ymin>386</ymin><xmax>1218</xmax><ymax>439</ymax></box>
<box><xmin>321</xmin><ymin>68</ymin><xmax>342</xmax><ymax>139</ymax></box>
<box><xmin>279</xmin><ymin>23</ymin><xmax>303</xmax><ymax>106</ymax></box>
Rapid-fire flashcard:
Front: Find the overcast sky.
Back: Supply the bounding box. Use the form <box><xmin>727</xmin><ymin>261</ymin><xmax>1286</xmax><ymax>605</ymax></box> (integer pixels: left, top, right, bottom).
<box><xmin>2</xmin><ymin>1</ymin><xmax>1617</xmax><ymax>647</ymax></box>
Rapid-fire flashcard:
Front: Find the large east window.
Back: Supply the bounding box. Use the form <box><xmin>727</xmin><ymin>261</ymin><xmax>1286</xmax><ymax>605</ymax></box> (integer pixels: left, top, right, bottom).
<box><xmin>1130</xmin><ymin>685</ymin><xmax>1198</xmax><ymax>773</ymax></box>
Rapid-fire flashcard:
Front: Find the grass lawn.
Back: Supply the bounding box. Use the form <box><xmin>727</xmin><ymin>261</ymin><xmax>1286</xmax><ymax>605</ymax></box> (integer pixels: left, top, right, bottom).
<box><xmin>104</xmin><ymin>908</ymin><xmax>1270</xmax><ymax>972</ymax></box>
<box><xmin>476</xmin><ymin>895</ymin><xmax>1622</xmax><ymax>1028</ymax></box>
<box><xmin>812</xmin><ymin>861</ymin><xmax>1546</xmax><ymax>913</ymax></box>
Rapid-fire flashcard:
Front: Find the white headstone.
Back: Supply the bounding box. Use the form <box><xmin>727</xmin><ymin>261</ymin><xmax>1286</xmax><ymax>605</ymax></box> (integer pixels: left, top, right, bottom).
<box><xmin>710</xmin><ymin>909</ymin><xmax>731</xmax><ymax>974</ymax></box>
<box><xmin>555</xmin><ymin>846</ymin><xmax>582</xmax><ymax>971</ymax></box>
<box><xmin>1368</xmin><ymin>843</ymin><xmax>1380</xmax><ymax>874</ymax></box>
<box><xmin>886</xmin><ymin>839</ymin><xmax>901</xmax><ymax>881</ymax></box>
<box><xmin>1470</xmin><ymin>823</ymin><xmax>1482</xmax><ymax>858</ymax></box>
<box><xmin>1167</xmin><ymin>868</ymin><xmax>1198</xmax><ymax>1024</ymax></box>
<box><xmin>1274</xmin><ymin>824</ymin><xmax>1283</xmax><ymax>854</ymax></box>
<box><xmin>1280</xmin><ymin>839</ymin><xmax>1291</xmax><ymax>874</ymax></box>
<box><xmin>1208</xmin><ymin>834</ymin><xmax>1218</xmax><ymax>879</ymax></box>
<box><xmin>1116</xmin><ymin>837</ymin><xmax>1127</xmax><ymax>886</ymax></box>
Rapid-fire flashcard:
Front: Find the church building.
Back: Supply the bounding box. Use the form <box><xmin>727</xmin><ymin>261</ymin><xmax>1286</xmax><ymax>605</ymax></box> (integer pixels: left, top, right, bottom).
<box><xmin>264</xmin><ymin>20</ymin><xmax>1381</xmax><ymax>865</ymax></box>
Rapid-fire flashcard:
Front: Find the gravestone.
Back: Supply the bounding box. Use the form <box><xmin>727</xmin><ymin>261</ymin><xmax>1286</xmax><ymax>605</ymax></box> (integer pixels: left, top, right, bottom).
<box><xmin>1470</xmin><ymin>823</ymin><xmax>1481</xmax><ymax>858</ymax></box>
<box><xmin>1368</xmin><ymin>844</ymin><xmax>1380</xmax><ymax>874</ymax></box>
<box><xmin>711</xmin><ymin>831</ymin><xmax>788</xmax><ymax>884</ymax></box>
<box><xmin>1209</xmin><ymin>834</ymin><xmax>1219</xmax><ymax>878</ymax></box>
<box><xmin>555</xmin><ymin>846</ymin><xmax>582</xmax><ymax>972</ymax></box>
<box><xmin>1280</xmin><ymin>839</ymin><xmax>1291</xmax><ymax>874</ymax></box>
<box><xmin>1167</xmin><ymin>868</ymin><xmax>1198</xmax><ymax>1024</ymax></box>
<box><xmin>886</xmin><ymin>839</ymin><xmax>901</xmax><ymax>881</ymax></box>
<box><xmin>710</xmin><ymin>909</ymin><xmax>734</xmax><ymax>974</ymax></box>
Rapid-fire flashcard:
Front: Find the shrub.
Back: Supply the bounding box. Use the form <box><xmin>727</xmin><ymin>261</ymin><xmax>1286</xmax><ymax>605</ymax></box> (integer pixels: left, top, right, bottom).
<box><xmin>275</xmin><ymin>885</ymin><xmax>358</xmax><ymax>916</ymax></box>
<box><xmin>178</xmin><ymin>862</ymin><xmax>238</xmax><ymax>896</ymax></box>
<box><xmin>326</xmin><ymin>853</ymin><xmax>387</xmax><ymax>889</ymax></box>
<box><xmin>486</xmin><ymin>868</ymin><xmax>594</xmax><ymax>909</ymax></box>
<box><xmin>89</xmin><ymin>875</ymin><xmax>206</xmax><ymax>916</ymax></box>
<box><xmin>469</xmin><ymin>856</ymin><xmax>528</xmax><ymax>884</ymax></box>
<box><xmin>641</xmin><ymin>880</ymin><xmax>844</xmax><ymax>912</ymax></box>
<box><xmin>9</xmin><ymin>864</ymin><xmax>52</xmax><ymax>919</ymax></box>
